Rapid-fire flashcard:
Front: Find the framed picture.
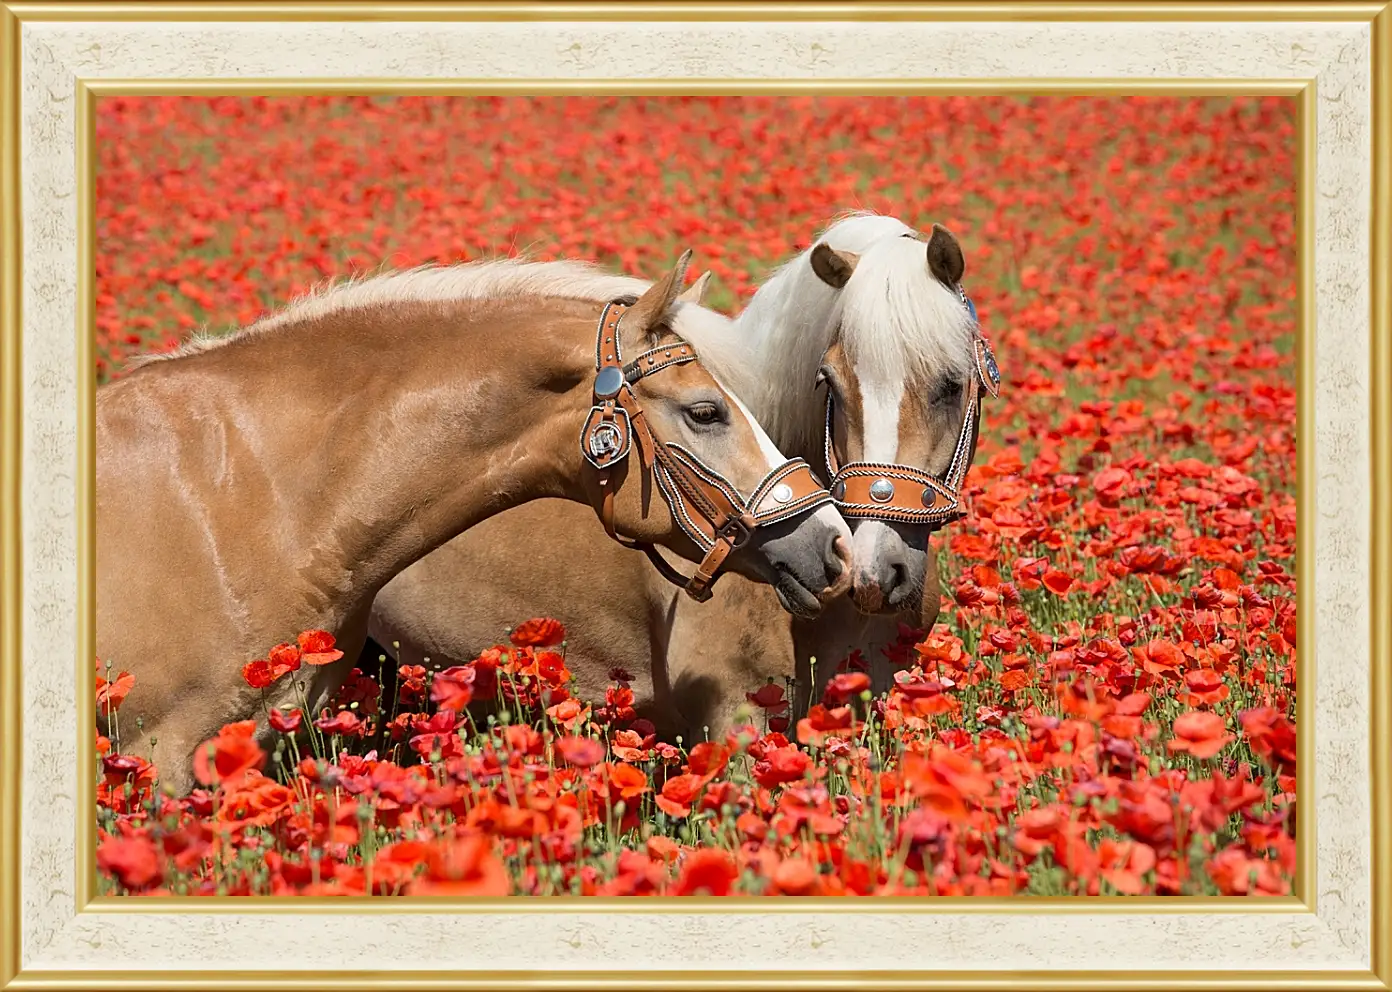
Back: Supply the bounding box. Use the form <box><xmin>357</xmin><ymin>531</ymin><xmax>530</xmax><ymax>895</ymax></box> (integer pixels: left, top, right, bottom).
<box><xmin>1</xmin><ymin>1</ymin><xmax>1387</xmax><ymax>988</ymax></box>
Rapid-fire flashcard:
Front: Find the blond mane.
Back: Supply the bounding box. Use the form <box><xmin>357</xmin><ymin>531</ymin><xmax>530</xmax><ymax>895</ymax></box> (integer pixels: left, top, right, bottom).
<box><xmin>124</xmin><ymin>258</ymin><xmax>663</xmax><ymax>371</ymax></box>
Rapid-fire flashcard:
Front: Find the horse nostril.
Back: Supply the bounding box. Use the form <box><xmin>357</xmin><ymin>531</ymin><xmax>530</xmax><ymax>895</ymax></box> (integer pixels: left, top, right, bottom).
<box><xmin>877</xmin><ymin>557</ymin><xmax>910</xmax><ymax>602</ymax></box>
<box><xmin>823</xmin><ymin>534</ymin><xmax>853</xmax><ymax>596</ymax></box>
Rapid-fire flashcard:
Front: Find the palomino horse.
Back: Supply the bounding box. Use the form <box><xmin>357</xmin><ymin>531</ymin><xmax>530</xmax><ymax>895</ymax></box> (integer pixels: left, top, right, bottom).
<box><xmin>367</xmin><ymin>213</ymin><xmax>998</xmax><ymax>738</ymax></box>
<box><xmin>98</xmin><ymin>251</ymin><xmax>854</xmax><ymax>795</ymax></box>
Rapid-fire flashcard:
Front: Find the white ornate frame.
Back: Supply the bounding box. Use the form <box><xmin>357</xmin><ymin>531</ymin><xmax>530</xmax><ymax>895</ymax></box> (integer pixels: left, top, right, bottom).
<box><xmin>0</xmin><ymin>3</ymin><xmax>1387</xmax><ymax>990</ymax></box>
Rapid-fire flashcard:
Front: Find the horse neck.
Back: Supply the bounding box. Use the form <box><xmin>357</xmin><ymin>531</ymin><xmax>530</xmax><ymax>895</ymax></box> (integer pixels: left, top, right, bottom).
<box><xmin>167</xmin><ymin>297</ymin><xmax>595</xmax><ymax>608</ymax></box>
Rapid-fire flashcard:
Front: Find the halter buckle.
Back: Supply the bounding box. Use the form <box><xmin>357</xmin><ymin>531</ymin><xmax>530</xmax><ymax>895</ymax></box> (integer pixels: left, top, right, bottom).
<box><xmin>716</xmin><ymin>516</ymin><xmax>753</xmax><ymax>549</ymax></box>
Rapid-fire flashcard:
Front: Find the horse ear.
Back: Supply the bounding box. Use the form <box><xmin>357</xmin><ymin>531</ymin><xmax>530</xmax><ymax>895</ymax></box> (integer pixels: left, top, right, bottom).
<box><xmin>810</xmin><ymin>243</ymin><xmax>859</xmax><ymax>289</ymax></box>
<box><xmin>925</xmin><ymin>223</ymin><xmax>965</xmax><ymax>287</ymax></box>
<box><xmin>624</xmin><ymin>249</ymin><xmax>693</xmax><ymax>344</ymax></box>
<box><xmin>677</xmin><ymin>270</ymin><xmax>712</xmax><ymax>305</ymax></box>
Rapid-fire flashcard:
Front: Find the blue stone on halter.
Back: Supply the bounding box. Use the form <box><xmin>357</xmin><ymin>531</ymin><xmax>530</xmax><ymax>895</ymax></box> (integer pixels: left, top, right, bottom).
<box><xmin>772</xmin><ymin>483</ymin><xmax>794</xmax><ymax>504</ymax></box>
<box><xmin>965</xmin><ymin>297</ymin><xmax>977</xmax><ymax>322</ymax></box>
<box><xmin>594</xmin><ymin>365</ymin><xmax>625</xmax><ymax>399</ymax></box>
<box><xmin>869</xmin><ymin>478</ymin><xmax>895</xmax><ymax>502</ymax></box>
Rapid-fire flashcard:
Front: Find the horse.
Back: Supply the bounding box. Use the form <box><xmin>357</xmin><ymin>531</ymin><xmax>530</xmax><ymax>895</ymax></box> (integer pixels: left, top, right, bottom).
<box><xmin>97</xmin><ymin>250</ymin><xmax>855</xmax><ymax>796</ymax></box>
<box><xmin>365</xmin><ymin>212</ymin><xmax>998</xmax><ymax>739</ymax></box>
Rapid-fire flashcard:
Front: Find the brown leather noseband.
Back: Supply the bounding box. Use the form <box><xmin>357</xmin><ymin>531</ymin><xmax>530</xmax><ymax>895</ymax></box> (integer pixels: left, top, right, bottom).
<box><xmin>582</xmin><ymin>298</ymin><xmax>835</xmax><ymax>602</ymax></box>
<box><xmin>824</xmin><ymin>285</ymin><xmax>1000</xmax><ymax>530</ymax></box>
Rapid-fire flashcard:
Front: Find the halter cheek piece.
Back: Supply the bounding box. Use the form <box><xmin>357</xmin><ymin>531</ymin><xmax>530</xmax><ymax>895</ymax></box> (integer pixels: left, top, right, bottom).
<box><xmin>824</xmin><ymin>285</ymin><xmax>1001</xmax><ymax>529</ymax></box>
<box><xmin>583</xmin><ymin>298</ymin><xmax>836</xmax><ymax>602</ymax></box>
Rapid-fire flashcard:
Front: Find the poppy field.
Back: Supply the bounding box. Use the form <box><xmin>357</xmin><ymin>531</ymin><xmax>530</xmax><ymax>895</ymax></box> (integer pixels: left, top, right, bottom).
<box><xmin>95</xmin><ymin>95</ymin><xmax>1299</xmax><ymax>897</ymax></box>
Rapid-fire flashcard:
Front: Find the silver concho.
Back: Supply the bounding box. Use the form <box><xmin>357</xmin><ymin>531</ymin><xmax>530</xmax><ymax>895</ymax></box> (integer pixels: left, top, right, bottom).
<box><xmin>594</xmin><ymin>365</ymin><xmax>626</xmax><ymax>400</ymax></box>
<box><xmin>588</xmin><ymin>422</ymin><xmax>623</xmax><ymax>459</ymax></box>
<box><xmin>869</xmin><ymin>478</ymin><xmax>895</xmax><ymax>503</ymax></box>
<box><xmin>771</xmin><ymin>483</ymin><xmax>794</xmax><ymax>504</ymax></box>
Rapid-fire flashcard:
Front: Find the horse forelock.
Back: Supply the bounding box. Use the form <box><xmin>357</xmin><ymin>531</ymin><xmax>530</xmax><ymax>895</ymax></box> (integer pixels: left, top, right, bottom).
<box><xmin>835</xmin><ymin>233</ymin><xmax>978</xmax><ymax>389</ymax></box>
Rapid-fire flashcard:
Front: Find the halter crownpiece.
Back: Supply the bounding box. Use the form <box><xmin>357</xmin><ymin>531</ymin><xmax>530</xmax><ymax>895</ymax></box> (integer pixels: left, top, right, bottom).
<box><xmin>582</xmin><ymin>299</ymin><xmax>836</xmax><ymax>602</ymax></box>
<box><xmin>823</xmin><ymin>282</ymin><xmax>1000</xmax><ymax>530</ymax></box>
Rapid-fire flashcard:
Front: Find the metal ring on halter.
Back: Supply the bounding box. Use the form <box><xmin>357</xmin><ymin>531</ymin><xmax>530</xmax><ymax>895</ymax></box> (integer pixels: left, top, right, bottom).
<box><xmin>581</xmin><ymin>299</ymin><xmax>836</xmax><ymax>601</ymax></box>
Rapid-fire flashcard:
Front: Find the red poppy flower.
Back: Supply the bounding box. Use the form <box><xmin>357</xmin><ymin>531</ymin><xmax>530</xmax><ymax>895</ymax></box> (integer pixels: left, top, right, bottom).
<box><xmin>687</xmin><ymin>742</ymin><xmax>730</xmax><ymax>782</ymax></box>
<box><xmin>752</xmin><ymin>747</ymin><xmax>812</xmax><ymax>789</ymax></box>
<box><xmin>430</xmin><ymin>665</ymin><xmax>476</xmax><ymax>713</ymax></box>
<box><xmin>1092</xmin><ymin>466</ymin><xmax>1131</xmax><ymax>502</ymax></box>
<box><xmin>268</xmin><ymin>708</ymin><xmax>302</xmax><ymax>733</ymax></box>
<box><xmin>1240</xmin><ymin>707</ymin><xmax>1297</xmax><ymax>774</ymax></box>
<box><xmin>647</xmin><ymin>835</ymin><xmax>680</xmax><ymax>864</ymax></box>
<box><xmin>1136</xmin><ymin>638</ymin><xmax>1186</xmax><ymax>678</ymax></box>
<box><xmin>97</xmin><ymin>833</ymin><xmax>164</xmax><ymax>891</ymax></box>
<box><xmin>192</xmin><ymin>720</ymin><xmax>265</xmax><ymax>788</ymax></box>
<box><xmin>900</xmin><ymin>748</ymin><xmax>992</xmax><ymax>822</ymax></box>
<box><xmin>745</xmin><ymin>682</ymin><xmax>788</xmax><ymax>713</ymax></box>
<box><xmin>397</xmin><ymin>664</ymin><xmax>427</xmax><ymax>703</ymax></box>
<box><xmin>96</xmin><ymin>668</ymin><xmax>136</xmax><ymax>714</ymax></box>
<box><xmin>405</xmin><ymin>834</ymin><xmax>510</xmax><ymax>896</ymax></box>
<box><xmin>297</xmin><ymin>629</ymin><xmax>344</xmax><ymax>666</ymax></box>
<box><xmin>671</xmin><ymin>848</ymin><xmax>738</xmax><ymax>896</ymax></box>
<box><xmin>1166</xmin><ymin>711</ymin><xmax>1235</xmax><ymax>759</ymax></box>
<box><xmin>1178</xmin><ymin>668</ymin><xmax>1230</xmax><ymax>706</ymax></box>
<box><xmin>555</xmin><ymin>735</ymin><xmax>606</xmax><ymax>768</ymax></box>
<box><xmin>546</xmin><ymin>696</ymin><xmax>587</xmax><ymax>732</ymax></box>
<box><xmin>607</xmin><ymin>763</ymin><xmax>651</xmax><ymax>800</ymax></box>
<box><xmin>509</xmin><ymin>617</ymin><xmax>566</xmax><ymax>647</ymax></box>
<box><xmin>268</xmin><ymin>642</ymin><xmax>302</xmax><ymax>673</ymax></box>
<box><xmin>772</xmin><ymin>857</ymin><xmax>820</xmax><ymax>896</ymax></box>
<box><xmin>314</xmin><ymin>710</ymin><xmax>366</xmax><ymax>737</ymax></box>
<box><xmin>1042</xmin><ymin>569</ymin><xmax>1074</xmax><ymax>595</ymax></box>
<box><xmin>998</xmin><ymin>669</ymin><xmax>1033</xmax><ymax>693</ymax></box>
<box><xmin>217</xmin><ymin>771</ymin><xmax>297</xmax><ymax>828</ymax></box>
<box><xmin>241</xmin><ymin>659</ymin><xmax>277</xmax><ymax>689</ymax></box>
<box><xmin>823</xmin><ymin>671</ymin><xmax>871</xmax><ymax>703</ymax></box>
<box><xmin>796</xmin><ymin>704</ymin><xmax>857</xmax><ymax>748</ymax></box>
<box><xmin>655</xmin><ymin>773</ymin><xmax>704</xmax><ymax>818</ymax></box>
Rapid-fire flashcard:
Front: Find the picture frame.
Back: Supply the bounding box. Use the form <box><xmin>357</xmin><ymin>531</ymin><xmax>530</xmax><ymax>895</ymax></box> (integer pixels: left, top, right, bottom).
<box><xmin>1</xmin><ymin>1</ymin><xmax>1387</xmax><ymax>988</ymax></box>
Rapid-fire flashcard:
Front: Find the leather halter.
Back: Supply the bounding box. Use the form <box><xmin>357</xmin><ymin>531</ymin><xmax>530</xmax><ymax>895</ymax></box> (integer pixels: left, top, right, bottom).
<box><xmin>582</xmin><ymin>298</ymin><xmax>835</xmax><ymax>602</ymax></box>
<box><xmin>823</xmin><ymin>286</ymin><xmax>1000</xmax><ymax>530</ymax></box>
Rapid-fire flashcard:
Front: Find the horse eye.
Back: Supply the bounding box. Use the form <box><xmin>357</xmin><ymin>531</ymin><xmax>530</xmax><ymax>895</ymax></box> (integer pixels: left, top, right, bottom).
<box><xmin>814</xmin><ymin>366</ymin><xmax>830</xmax><ymax>387</ymax></box>
<box><xmin>685</xmin><ymin>403</ymin><xmax>723</xmax><ymax>426</ymax></box>
<box><xmin>933</xmin><ymin>377</ymin><xmax>964</xmax><ymax>405</ymax></box>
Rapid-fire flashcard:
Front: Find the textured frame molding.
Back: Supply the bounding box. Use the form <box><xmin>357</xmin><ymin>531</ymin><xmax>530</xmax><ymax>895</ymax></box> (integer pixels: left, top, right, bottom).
<box><xmin>0</xmin><ymin>3</ymin><xmax>1386</xmax><ymax>989</ymax></box>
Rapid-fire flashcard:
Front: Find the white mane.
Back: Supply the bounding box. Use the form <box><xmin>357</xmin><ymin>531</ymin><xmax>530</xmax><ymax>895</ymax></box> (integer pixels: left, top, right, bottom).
<box><xmin>733</xmin><ymin>210</ymin><xmax>978</xmax><ymax>457</ymax></box>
